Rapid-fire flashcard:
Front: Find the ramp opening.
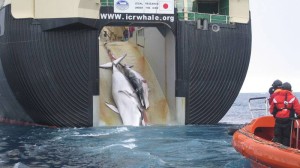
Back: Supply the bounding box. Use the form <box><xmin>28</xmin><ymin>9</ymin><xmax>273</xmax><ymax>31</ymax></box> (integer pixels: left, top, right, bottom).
<box><xmin>95</xmin><ymin>25</ymin><xmax>182</xmax><ymax>126</ymax></box>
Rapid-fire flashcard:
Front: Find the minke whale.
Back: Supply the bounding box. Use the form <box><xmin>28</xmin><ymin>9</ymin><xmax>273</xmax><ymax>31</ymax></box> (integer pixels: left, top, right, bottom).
<box><xmin>122</xmin><ymin>64</ymin><xmax>150</xmax><ymax>109</ymax></box>
<box><xmin>100</xmin><ymin>54</ymin><xmax>149</xmax><ymax>126</ymax></box>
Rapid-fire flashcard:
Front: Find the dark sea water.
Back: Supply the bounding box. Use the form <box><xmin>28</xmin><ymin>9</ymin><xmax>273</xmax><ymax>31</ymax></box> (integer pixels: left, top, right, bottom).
<box><xmin>1</xmin><ymin>93</ymin><xmax>288</xmax><ymax>168</ymax></box>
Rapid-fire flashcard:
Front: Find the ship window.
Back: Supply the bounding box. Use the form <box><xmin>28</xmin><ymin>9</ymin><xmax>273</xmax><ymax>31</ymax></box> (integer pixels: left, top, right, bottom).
<box><xmin>0</xmin><ymin>8</ymin><xmax>5</xmax><ymax>36</ymax></box>
<box><xmin>193</xmin><ymin>0</ymin><xmax>229</xmax><ymax>15</ymax></box>
<box><xmin>137</xmin><ymin>28</ymin><xmax>144</xmax><ymax>36</ymax></box>
<box><xmin>198</xmin><ymin>1</ymin><xmax>219</xmax><ymax>14</ymax></box>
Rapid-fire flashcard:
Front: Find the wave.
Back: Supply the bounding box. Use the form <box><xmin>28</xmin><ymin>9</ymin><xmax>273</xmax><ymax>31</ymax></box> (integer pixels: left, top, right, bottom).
<box><xmin>122</xmin><ymin>138</ymin><xmax>136</xmax><ymax>143</ymax></box>
<box><xmin>72</xmin><ymin>127</ymin><xmax>129</xmax><ymax>137</ymax></box>
<box><xmin>101</xmin><ymin>143</ymin><xmax>137</xmax><ymax>150</ymax></box>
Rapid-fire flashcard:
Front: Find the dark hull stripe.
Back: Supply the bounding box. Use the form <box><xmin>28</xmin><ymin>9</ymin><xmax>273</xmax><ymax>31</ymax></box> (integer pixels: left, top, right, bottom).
<box><xmin>177</xmin><ymin>21</ymin><xmax>251</xmax><ymax>124</ymax></box>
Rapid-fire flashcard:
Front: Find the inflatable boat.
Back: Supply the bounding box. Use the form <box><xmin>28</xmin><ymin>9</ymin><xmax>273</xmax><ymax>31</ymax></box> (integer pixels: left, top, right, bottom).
<box><xmin>232</xmin><ymin>115</ymin><xmax>300</xmax><ymax>167</ymax></box>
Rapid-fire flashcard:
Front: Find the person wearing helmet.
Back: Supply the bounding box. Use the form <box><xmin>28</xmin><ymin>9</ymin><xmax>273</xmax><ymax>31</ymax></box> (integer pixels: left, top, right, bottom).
<box><xmin>269</xmin><ymin>82</ymin><xmax>300</xmax><ymax>146</ymax></box>
<box><xmin>268</xmin><ymin>79</ymin><xmax>282</xmax><ymax>105</ymax></box>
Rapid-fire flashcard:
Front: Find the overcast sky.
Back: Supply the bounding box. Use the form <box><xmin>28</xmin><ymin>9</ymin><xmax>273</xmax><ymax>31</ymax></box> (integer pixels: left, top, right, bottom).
<box><xmin>240</xmin><ymin>0</ymin><xmax>300</xmax><ymax>93</ymax></box>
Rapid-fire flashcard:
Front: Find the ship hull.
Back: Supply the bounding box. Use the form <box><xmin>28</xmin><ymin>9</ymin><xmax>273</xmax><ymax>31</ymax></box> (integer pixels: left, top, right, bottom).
<box><xmin>0</xmin><ymin>5</ymin><xmax>251</xmax><ymax>127</ymax></box>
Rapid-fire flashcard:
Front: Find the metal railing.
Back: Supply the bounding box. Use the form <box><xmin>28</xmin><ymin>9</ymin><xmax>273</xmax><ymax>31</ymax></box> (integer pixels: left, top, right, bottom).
<box><xmin>177</xmin><ymin>11</ymin><xmax>229</xmax><ymax>24</ymax></box>
<box><xmin>290</xmin><ymin>118</ymin><xmax>299</xmax><ymax>149</ymax></box>
<box><xmin>248</xmin><ymin>97</ymin><xmax>269</xmax><ymax>119</ymax></box>
<box><xmin>100</xmin><ymin>0</ymin><xmax>114</xmax><ymax>6</ymax></box>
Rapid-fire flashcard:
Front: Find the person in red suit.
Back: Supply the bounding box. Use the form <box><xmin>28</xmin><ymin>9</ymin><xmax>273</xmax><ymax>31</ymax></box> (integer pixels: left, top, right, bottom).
<box><xmin>269</xmin><ymin>82</ymin><xmax>300</xmax><ymax>146</ymax></box>
<box><xmin>268</xmin><ymin>79</ymin><xmax>282</xmax><ymax>105</ymax></box>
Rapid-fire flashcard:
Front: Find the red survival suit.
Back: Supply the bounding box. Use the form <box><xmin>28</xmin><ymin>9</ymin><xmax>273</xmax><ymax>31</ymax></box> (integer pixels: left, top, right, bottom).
<box><xmin>269</xmin><ymin>88</ymin><xmax>282</xmax><ymax>105</ymax></box>
<box><xmin>270</xmin><ymin>90</ymin><xmax>300</xmax><ymax>118</ymax></box>
<box><xmin>269</xmin><ymin>90</ymin><xmax>300</xmax><ymax>146</ymax></box>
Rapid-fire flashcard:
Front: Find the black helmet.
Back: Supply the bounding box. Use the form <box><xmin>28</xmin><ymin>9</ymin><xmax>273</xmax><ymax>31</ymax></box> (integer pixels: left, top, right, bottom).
<box><xmin>272</xmin><ymin>79</ymin><xmax>282</xmax><ymax>89</ymax></box>
<box><xmin>269</xmin><ymin>86</ymin><xmax>275</xmax><ymax>94</ymax></box>
<box><xmin>282</xmin><ymin>82</ymin><xmax>292</xmax><ymax>91</ymax></box>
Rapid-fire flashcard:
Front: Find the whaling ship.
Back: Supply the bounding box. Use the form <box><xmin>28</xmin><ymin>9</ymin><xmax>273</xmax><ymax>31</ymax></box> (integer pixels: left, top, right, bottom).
<box><xmin>0</xmin><ymin>0</ymin><xmax>251</xmax><ymax>127</ymax></box>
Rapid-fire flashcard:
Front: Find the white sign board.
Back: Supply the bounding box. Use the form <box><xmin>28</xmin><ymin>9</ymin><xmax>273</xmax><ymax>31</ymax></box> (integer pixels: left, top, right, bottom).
<box><xmin>114</xmin><ymin>0</ymin><xmax>174</xmax><ymax>14</ymax></box>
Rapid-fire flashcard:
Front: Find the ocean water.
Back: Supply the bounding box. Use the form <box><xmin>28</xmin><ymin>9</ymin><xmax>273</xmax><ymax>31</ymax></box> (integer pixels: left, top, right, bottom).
<box><xmin>0</xmin><ymin>93</ymin><xmax>280</xmax><ymax>168</ymax></box>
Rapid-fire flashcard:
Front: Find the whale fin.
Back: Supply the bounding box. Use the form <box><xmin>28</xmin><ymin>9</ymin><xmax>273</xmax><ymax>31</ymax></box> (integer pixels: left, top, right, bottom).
<box><xmin>99</xmin><ymin>53</ymin><xmax>127</xmax><ymax>68</ymax></box>
<box><xmin>99</xmin><ymin>62</ymin><xmax>113</xmax><ymax>68</ymax></box>
<box><xmin>118</xmin><ymin>90</ymin><xmax>135</xmax><ymax>98</ymax></box>
<box><xmin>105</xmin><ymin>102</ymin><xmax>119</xmax><ymax>114</ymax></box>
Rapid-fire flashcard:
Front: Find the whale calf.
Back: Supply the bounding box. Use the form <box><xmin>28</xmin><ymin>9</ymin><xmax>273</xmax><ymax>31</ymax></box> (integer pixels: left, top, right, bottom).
<box><xmin>121</xmin><ymin>64</ymin><xmax>149</xmax><ymax>109</ymax></box>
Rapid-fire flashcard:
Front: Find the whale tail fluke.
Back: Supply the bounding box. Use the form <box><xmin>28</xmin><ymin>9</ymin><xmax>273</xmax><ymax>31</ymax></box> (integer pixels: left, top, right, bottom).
<box><xmin>99</xmin><ymin>53</ymin><xmax>127</xmax><ymax>69</ymax></box>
